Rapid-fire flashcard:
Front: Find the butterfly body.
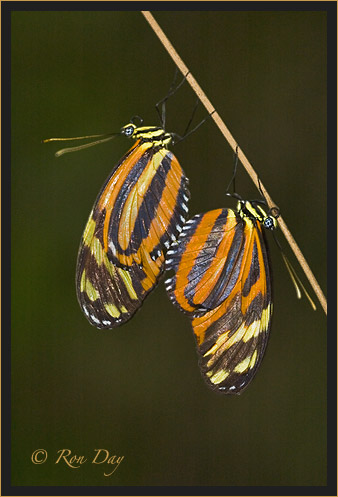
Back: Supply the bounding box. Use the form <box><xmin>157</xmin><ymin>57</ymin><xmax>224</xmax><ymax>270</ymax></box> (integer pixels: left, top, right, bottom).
<box><xmin>165</xmin><ymin>201</ymin><xmax>277</xmax><ymax>394</ymax></box>
<box><xmin>76</xmin><ymin>123</ymin><xmax>190</xmax><ymax>329</ymax></box>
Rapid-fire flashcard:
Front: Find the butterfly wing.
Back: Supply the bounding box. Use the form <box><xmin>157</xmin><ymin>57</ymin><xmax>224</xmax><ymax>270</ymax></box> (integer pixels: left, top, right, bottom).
<box><xmin>165</xmin><ymin>208</ymin><xmax>240</xmax><ymax>313</ymax></box>
<box><xmin>76</xmin><ymin>141</ymin><xmax>190</xmax><ymax>328</ymax></box>
<box><xmin>165</xmin><ymin>208</ymin><xmax>272</xmax><ymax>394</ymax></box>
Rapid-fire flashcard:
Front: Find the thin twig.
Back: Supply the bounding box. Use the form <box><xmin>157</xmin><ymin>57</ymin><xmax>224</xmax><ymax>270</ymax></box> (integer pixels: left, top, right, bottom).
<box><xmin>141</xmin><ymin>11</ymin><xmax>327</xmax><ymax>315</ymax></box>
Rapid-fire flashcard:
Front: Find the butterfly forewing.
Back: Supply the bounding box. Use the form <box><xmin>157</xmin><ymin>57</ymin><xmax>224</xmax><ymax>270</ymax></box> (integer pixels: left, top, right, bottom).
<box><xmin>76</xmin><ymin>134</ymin><xmax>190</xmax><ymax>329</ymax></box>
<box><xmin>165</xmin><ymin>206</ymin><xmax>273</xmax><ymax>394</ymax></box>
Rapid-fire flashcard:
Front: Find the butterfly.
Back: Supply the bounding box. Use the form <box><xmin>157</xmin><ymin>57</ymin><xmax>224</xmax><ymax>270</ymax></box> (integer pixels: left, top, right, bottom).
<box><xmin>43</xmin><ymin>71</ymin><xmax>218</xmax><ymax>329</ymax></box>
<box><xmin>74</xmin><ymin>122</ymin><xmax>191</xmax><ymax>328</ymax></box>
<box><xmin>165</xmin><ymin>198</ymin><xmax>278</xmax><ymax>394</ymax></box>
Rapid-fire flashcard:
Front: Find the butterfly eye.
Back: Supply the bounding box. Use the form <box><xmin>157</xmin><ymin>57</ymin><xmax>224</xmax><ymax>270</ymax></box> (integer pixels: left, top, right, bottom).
<box><xmin>123</xmin><ymin>125</ymin><xmax>135</xmax><ymax>137</ymax></box>
<box><xmin>263</xmin><ymin>216</ymin><xmax>276</xmax><ymax>230</ymax></box>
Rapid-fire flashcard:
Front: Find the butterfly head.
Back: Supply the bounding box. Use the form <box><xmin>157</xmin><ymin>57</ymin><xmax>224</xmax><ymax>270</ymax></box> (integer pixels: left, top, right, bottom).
<box><xmin>237</xmin><ymin>200</ymin><xmax>278</xmax><ymax>230</ymax></box>
<box><xmin>121</xmin><ymin>122</ymin><xmax>172</xmax><ymax>147</ymax></box>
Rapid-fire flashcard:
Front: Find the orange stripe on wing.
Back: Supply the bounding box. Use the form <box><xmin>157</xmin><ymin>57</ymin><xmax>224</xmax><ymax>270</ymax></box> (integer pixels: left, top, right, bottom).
<box><xmin>117</xmin><ymin>148</ymin><xmax>165</xmax><ymax>252</ymax></box>
<box><xmin>241</xmin><ymin>224</ymin><xmax>267</xmax><ymax>315</ymax></box>
<box><xmin>139</xmin><ymin>153</ymin><xmax>184</xmax><ymax>291</ymax></box>
<box><xmin>174</xmin><ymin>209</ymin><xmax>223</xmax><ymax>313</ymax></box>
<box><xmin>143</xmin><ymin>151</ymin><xmax>182</xmax><ymax>255</ymax></box>
<box><xmin>98</xmin><ymin>140</ymin><xmax>150</xmax><ymax>252</ymax></box>
<box><xmin>192</xmin><ymin>211</ymin><xmax>238</xmax><ymax>306</ymax></box>
<box><xmin>139</xmin><ymin>246</ymin><xmax>163</xmax><ymax>291</ymax></box>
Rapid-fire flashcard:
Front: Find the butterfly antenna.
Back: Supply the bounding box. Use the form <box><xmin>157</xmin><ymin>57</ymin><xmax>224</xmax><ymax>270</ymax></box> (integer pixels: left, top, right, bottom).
<box><xmin>272</xmin><ymin>232</ymin><xmax>316</xmax><ymax>310</ymax></box>
<box><xmin>42</xmin><ymin>133</ymin><xmax>119</xmax><ymax>157</ymax></box>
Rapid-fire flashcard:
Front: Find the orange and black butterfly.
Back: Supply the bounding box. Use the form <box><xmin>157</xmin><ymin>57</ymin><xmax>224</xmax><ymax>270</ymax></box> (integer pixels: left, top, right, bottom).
<box><xmin>165</xmin><ymin>198</ymin><xmax>278</xmax><ymax>394</ymax></box>
<box><xmin>45</xmin><ymin>121</ymin><xmax>190</xmax><ymax>328</ymax></box>
<box><xmin>77</xmin><ymin>123</ymin><xmax>191</xmax><ymax>328</ymax></box>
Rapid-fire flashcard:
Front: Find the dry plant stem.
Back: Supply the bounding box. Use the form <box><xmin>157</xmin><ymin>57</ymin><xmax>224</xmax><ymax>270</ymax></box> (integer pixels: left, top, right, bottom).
<box><xmin>142</xmin><ymin>11</ymin><xmax>327</xmax><ymax>315</ymax></box>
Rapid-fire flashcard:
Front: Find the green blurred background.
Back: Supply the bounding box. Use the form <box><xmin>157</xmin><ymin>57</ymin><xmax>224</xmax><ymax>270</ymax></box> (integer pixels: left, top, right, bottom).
<box><xmin>11</xmin><ymin>9</ymin><xmax>327</xmax><ymax>487</ymax></box>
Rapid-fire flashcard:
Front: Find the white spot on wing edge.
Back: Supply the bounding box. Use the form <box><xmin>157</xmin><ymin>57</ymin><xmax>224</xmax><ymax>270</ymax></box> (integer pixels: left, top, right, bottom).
<box><xmin>83</xmin><ymin>308</ymin><xmax>90</xmax><ymax>318</ymax></box>
<box><xmin>90</xmin><ymin>314</ymin><xmax>100</xmax><ymax>325</ymax></box>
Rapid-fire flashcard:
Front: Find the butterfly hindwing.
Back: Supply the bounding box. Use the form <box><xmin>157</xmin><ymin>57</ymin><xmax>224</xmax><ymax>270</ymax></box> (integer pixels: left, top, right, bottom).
<box><xmin>165</xmin><ymin>208</ymin><xmax>241</xmax><ymax>314</ymax></box>
<box><xmin>76</xmin><ymin>138</ymin><xmax>190</xmax><ymax>329</ymax></box>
